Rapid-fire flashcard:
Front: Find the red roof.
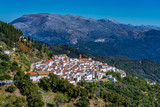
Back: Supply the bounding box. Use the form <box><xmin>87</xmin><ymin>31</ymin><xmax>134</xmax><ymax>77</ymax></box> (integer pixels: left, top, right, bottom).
<box><xmin>28</xmin><ymin>72</ymin><xmax>38</xmax><ymax>76</ymax></box>
<box><xmin>122</xmin><ymin>71</ymin><xmax>126</xmax><ymax>74</ymax></box>
<box><xmin>46</xmin><ymin>59</ymin><xmax>53</xmax><ymax>62</ymax></box>
<box><xmin>62</xmin><ymin>74</ymin><xmax>68</xmax><ymax>76</ymax></box>
<box><xmin>74</xmin><ymin>85</ymin><xmax>78</xmax><ymax>87</ymax></box>
<box><xmin>54</xmin><ymin>69</ymin><xmax>60</xmax><ymax>71</ymax></box>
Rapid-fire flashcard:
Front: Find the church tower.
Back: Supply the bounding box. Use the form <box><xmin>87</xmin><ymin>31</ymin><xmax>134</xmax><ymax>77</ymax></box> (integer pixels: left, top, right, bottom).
<box><xmin>79</xmin><ymin>54</ymin><xmax>82</xmax><ymax>59</ymax></box>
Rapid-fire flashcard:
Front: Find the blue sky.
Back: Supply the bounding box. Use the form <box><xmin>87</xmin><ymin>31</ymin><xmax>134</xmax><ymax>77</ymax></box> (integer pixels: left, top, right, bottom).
<box><xmin>0</xmin><ymin>0</ymin><xmax>160</xmax><ymax>26</ymax></box>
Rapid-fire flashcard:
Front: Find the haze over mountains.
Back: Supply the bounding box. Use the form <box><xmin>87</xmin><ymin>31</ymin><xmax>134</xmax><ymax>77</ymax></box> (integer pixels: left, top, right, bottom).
<box><xmin>11</xmin><ymin>13</ymin><xmax>160</xmax><ymax>61</ymax></box>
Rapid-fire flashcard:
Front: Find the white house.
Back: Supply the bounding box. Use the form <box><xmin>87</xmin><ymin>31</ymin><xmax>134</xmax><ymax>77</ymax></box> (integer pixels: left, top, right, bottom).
<box><xmin>107</xmin><ymin>75</ymin><xmax>112</xmax><ymax>79</ymax></box>
<box><xmin>29</xmin><ymin>71</ymin><xmax>49</xmax><ymax>82</ymax></box>
<box><xmin>12</xmin><ymin>48</ymin><xmax>16</xmax><ymax>52</ymax></box>
<box><xmin>69</xmin><ymin>80</ymin><xmax>76</xmax><ymax>85</ymax></box>
<box><xmin>106</xmin><ymin>67</ymin><xmax>113</xmax><ymax>72</ymax></box>
<box><xmin>109</xmin><ymin>77</ymin><xmax>117</xmax><ymax>82</ymax></box>
<box><xmin>4</xmin><ymin>50</ymin><xmax>10</xmax><ymax>55</ymax></box>
<box><xmin>118</xmin><ymin>70</ymin><xmax>126</xmax><ymax>78</ymax></box>
<box><xmin>46</xmin><ymin>60</ymin><xmax>54</xmax><ymax>67</ymax></box>
<box><xmin>100</xmin><ymin>68</ymin><xmax>107</xmax><ymax>72</ymax></box>
<box><xmin>89</xmin><ymin>70</ymin><xmax>95</xmax><ymax>78</ymax></box>
<box><xmin>76</xmin><ymin>75</ymin><xmax>81</xmax><ymax>82</ymax></box>
<box><xmin>83</xmin><ymin>74</ymin><xmax>92</xmax><ymax>81</ymax></box>
<box><xmin>99</xmin><ymin>72</ymin><xmax>106</xmax><ymax>78</ymax></box>
<box><xmin>28</xmin><ymin>72</ymin><xmax>39</xmax><ymax>82</ymax></box>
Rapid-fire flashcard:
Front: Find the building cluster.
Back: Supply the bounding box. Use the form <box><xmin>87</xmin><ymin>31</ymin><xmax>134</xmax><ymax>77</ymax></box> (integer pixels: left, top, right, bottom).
<box><xmin>29</xmin><ymin>54</ymin><xmax>126</xmax><ymax>84</ymax></box>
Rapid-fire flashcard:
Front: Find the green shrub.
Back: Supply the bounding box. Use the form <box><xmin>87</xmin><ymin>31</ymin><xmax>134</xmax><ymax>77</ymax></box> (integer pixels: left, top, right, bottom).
<box><xmin>5</xmin><ymin>85</ymin><xmax>16</xmax><ymax>93</ymax></box>
<box><xmin>76</xmin><ymin>96</ymin><xmax>90</xmax><ymax>107</ymax></box>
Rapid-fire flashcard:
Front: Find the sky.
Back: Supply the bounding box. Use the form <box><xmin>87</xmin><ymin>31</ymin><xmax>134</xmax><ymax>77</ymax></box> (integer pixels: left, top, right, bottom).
<box><xmin>0</xmin><ymin>0</ymin><xmax>160</xmax><ymax>26</ymax></box>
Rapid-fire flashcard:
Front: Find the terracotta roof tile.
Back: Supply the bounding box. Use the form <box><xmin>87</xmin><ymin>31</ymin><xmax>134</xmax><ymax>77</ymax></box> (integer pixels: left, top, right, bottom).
<box><xmin>28</xmin><ymin>72</ymin><xmax>38</xmax><ymax>76</ymax></box>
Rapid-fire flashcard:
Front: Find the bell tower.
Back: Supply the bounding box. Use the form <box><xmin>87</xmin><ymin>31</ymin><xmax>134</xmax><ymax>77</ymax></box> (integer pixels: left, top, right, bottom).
<box><xmin>79</xmin><ymin>54</ymin><xmax>82</xmax><ymax>59</ymax></box>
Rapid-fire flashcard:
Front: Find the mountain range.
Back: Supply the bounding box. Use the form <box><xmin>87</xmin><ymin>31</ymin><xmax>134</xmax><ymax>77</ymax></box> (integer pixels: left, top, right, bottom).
<box><xmin>11</xmin><ymin>13</ymin><xmax>160</xmax><ymax>62</ymax></box>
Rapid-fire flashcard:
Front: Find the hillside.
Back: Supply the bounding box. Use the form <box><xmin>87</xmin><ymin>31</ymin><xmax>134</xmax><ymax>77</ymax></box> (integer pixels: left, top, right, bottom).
<box><xmin>0</xmin><ymin>21</ymin><xmax>53</xmax><ymax>74</ymax></box>
<box><xmin>11</xmin><ymin>13</ymin><xmax>160</xmax><ymax>62</ymax></box>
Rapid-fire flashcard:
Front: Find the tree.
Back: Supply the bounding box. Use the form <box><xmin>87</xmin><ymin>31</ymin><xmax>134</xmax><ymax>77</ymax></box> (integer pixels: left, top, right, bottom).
<box><xmin>54</xmin><ymin>93</ymin><xmax>65</xmax><ymax>107</ymax></box>
<box><xmin>11</xmin><ymin>61</ymin><xmax>20</xmax><ymax>72</ymax></box>
<box><xmin>0</xmin><ymin>54</ymin><xmax>9</xmax><ymax>61</ymax></box>
<box><xmin>39</xmin><ymin>77</ymin><xmax>50</xmax><ymax>92</ymax></box>
<box><xmin>49</xmin><ymin>73</ymin><xmax>59</xmax><ymax>90</ymax></box>
<box><xmin>5</xmin><ymin>102</ymin><xmax>13</xmax><ymax>107</ymax></box>
<box><xmin>80</xmin><ymin>88</ymin><xmax>88</xmax><ymax>97</ymax></box>
<box><xmin>5</xmin><ymin>85</ymin><xmax>16</xmax><ymax>93</ymax></box>
<box><xmin>106</xmin><ymin>70</ymin><xmax>121</xmax><ymax>80</ymax></box>
<box><xmin>12</xmin><ymin>61</ymin><xmax>18</xmax><ymax>66</ymax></box>
<box><xmin>27</xmin><ymin>93</ymin><xmax>44</xmax><ymax>107</ymax></box>
<box><xmin>0</xmin><ymin>61</ymin><xmax>9</xmax><ymax>69</ymax></box>
<box><xmin>31</xmin><ymin>38</ymin><xmax>34</xmax><ymax>42</ymax></box>
<box><xmin>14</xmin><ymin>71</ymin><xmax>36</xmax><ymax>96</ymax></box>
<box><xmin>47</xmin><ymin>51</ymin><xmax>53</xmax><ymax>58</ymax></box>
<box><xmin>14</xmin><ymin>71</ymin><xmax>44</xmax><ymax>106</ymax></box>
<box><xmin>76</xmin><ymin>96</ymin><xmax>90</xmax><ymax>107</ymax></box>
<box><xmin>11</xmin><ymin>65</ymin><xmax>20</xmax><ymax>72</ymax></box>
<box><xmin>13</xmin><ymin>97</ymin><xmax>26</xmax><ymax>107</ymax></box>
<box><xmin>0</xmin><ymin>47</ymin><xmax>2</xmax><ymax>52</ymax></box>
<box><xmin>14</xmin><ymin>71</ymin><xmax>25</xmax><ymax>88</ymax></box>
<box><xmin>3</xmin><ymin>74</ymin><xmax>12</xmax><ymax>80</ymax></box>
<box><xmin>28</xmin><ymin>36</ymin><xmax>31</xmax><ymax>41</ymax></box>
<box><xmin>0</xmin><ymin>75</ymin><xmax>5</xmax><ymax>86</ymax></box>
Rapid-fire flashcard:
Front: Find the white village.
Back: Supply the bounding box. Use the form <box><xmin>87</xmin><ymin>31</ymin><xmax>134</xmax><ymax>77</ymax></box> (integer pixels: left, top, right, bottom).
<box><xmin>28</xmin><ymin>54</ymin><xmax>126</xmax><ymax>85</ymax></box>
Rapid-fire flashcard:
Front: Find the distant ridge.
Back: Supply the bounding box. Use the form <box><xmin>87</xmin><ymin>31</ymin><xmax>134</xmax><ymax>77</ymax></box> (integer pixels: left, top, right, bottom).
<box><xmin>11</xmin><ymin>13</ymin><xmax>160</xmax><ymax>62</ymax></box>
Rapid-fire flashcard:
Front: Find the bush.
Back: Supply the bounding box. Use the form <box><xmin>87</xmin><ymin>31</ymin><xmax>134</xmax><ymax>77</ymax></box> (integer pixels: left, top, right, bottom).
<box><xmin>5</xmin><ymin>85</ymin><xmax>16</xmax><ymax>93</ymax></box>
<box><xmin>54</xmin><ymin>92</ymin><xmax>66</xmax><ymax>107</ymax></box>
<box><xmin>39</xmin><ymin>77</ymin><xmax>50</xmax><ymax>92</ymax></box>
<box><xmin>88</xmin><ymin>94</ymin><xmax>94</xmax><ymax>99</ymax></box>
<box><xmin>3</xmin><ymin>74</ymin><xmax>12</xmax><ymax>80</ymax></box>
<box><xmin>76</xmin><ymin>96</ymin><xmax>90</xmax><ymax>107</ymax></box>
<box><xmin>13</xmin><ymin>97</ymin><xmax>26</xmax><ymax>107</ymax></box>
<box><xmin>27</xmin><ymin>93</ymin><xmax>44</xmax><ymax>107</ymax></box>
